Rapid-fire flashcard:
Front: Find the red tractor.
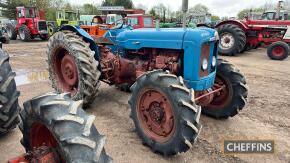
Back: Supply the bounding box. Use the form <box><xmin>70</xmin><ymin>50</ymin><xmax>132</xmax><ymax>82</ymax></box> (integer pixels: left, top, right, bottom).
<box><xmin>7</xmin><ymin>7</ymin><xmax>48</xmax><ymax>42</ymax></box>
<box><xmin>216</xmin><ymin>1</ymin><xmax>290</xmax><ymax>60</ymax></box>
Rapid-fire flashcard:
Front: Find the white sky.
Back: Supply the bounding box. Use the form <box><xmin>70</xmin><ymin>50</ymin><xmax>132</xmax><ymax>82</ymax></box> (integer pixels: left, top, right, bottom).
<box><xmin>69</xmin><ymin>0</ymin><xmax>279</xmax><ymax>17</ymax></box>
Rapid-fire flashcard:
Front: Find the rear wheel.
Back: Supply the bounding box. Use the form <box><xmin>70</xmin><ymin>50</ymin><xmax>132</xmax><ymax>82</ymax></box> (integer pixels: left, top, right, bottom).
<box><xmin>47</xmin><ymin>31</ymin><xmax>100</xmax><ymax>107</ymax></box>
<box><xmin>0</xmin><ymin>49</ymin><xmax>20</xmax><ymax>134</ymax></box>
<box><xmin>19</xmin><ymin>93</ymin><xmax>112</xmax><ymax>163</ymax></box>
<box><xmin>218</xmin><ymin>24</ymin><xmax>246</xmax><ymax>56</ymax></box>
<box><xmin>202</xmin><ymin>59</ymin><xmax>248</xmax><ymax>119</ymax></box>
<box><xmin>129</xmin><ymin>70</ymin><xmax>202</xmax><ymax>155</ymax></box>
<box><xmin>267</xmin><ymin>41</ymin><xmax>289</xmax><ymax>60</ymax></box>
<box><xmin>19</xmin><ymin>25</ymin><xmax>31</xmax><ymax>42</ymax></box>
<box><xmin>6</xmin><ymin>24</ymin><xmax>17</xmax><ymax>40</ymax></box>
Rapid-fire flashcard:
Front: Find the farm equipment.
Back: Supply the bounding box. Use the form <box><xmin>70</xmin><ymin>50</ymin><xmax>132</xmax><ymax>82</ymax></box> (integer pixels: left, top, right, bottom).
<box><xmin>216</xmin><ymin>0</ymin><xmax>290</xmax><ymax>60</ymax></box>
<box><xmin>47</xmin><ymin>10</ymin><xmax>82</xmax><ymax>37</ymax></box>
<box><xmin>6</xmin><ymin>6</ymin><xmax>48</xmax><ymax>41</ymax></box>
<box><xmin>80</xmin><ymin>14</ymin><xmax>154</xmax><ymax>38</ymax></box>
<box><xmin>46</xmin><ymin>22</ymin><xmax>248</xmax><ymax>155</ymax></box>
<box><xmin>0</xmin><ymin>47</ymin><xmax>111</xmax><ymax>162</ymax></box>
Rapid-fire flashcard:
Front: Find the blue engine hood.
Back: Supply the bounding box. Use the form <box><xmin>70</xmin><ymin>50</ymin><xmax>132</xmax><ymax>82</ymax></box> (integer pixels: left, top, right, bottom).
<box><xmin>116</xmin><ymin>27</ymin><xmax>216</xmax><ymax>50</ymax></box>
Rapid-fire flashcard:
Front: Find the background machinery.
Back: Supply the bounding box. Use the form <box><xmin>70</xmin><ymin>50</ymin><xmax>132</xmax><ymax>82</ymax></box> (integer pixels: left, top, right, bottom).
<box><xmin>6</xmin><ymin>6</ymin><xmax>48</xmax><ymax>41</ymax></box>
<box><xmin>47</xmin><ymin>10</ymin><xmax>82</xmax><ymax>37</ymax></box>
<box><xmin>216</xmin><ymin>0</ymin><xmax>290</xmax><ymax>60</ymax></box>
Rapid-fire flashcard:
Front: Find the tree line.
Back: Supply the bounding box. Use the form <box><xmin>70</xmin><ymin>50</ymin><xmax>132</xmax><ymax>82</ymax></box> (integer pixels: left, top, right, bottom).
<box><xmin>0</xmin><ymin>0</ymin><xmax>289</xmax><ymax>21</ymax></box>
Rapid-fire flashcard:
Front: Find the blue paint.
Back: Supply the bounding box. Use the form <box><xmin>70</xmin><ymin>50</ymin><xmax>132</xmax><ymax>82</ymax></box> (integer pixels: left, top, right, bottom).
<box><xmin>61</xmin><ymin>25</ymin><xmax>219</xmax><ymax>91</ymax></box>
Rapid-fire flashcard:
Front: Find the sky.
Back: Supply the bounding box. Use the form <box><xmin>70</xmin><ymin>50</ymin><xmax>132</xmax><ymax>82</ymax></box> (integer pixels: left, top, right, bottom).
<box><xmin>68</xmin><ymin>0</ymin><xmax>279</xmax><ymax>17</ymax></box>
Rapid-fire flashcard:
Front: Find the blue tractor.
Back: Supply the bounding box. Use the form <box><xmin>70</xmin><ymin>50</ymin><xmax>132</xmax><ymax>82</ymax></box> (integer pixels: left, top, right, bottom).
<box><xmin>46</xmin><ymin>24</ymin><xmax>248</xmax><ymax>155</ymax></box>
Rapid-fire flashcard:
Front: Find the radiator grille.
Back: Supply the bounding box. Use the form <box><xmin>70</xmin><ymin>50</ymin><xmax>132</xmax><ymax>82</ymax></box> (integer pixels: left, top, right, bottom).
<box><xmin>199</xmin><ymin>43</ymin><xmax>210</xmax><ymax>78</ymax></box>
<box><xmin>38</xmin><ymin>21</ymin><xmax>47</xmax><ymax>31</ymax></box>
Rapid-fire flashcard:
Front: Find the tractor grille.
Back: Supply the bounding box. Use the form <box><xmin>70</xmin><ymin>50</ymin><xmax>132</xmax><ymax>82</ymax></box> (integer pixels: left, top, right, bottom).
<box><xmin>38</xmin><ymin>21</ymin><xmax>47</xmax><ymax>31</ymax></box>
<box><xmin>199</xmin><ymin>43</ymin><xmax>210</xmax><ymax>78</ymax></box>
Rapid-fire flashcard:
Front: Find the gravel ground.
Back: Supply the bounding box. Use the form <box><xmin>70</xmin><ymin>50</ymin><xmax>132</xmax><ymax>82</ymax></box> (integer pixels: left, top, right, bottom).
<box><xmin>0</xmin><ymin>40</ymin><xmax>289</xmax><ymax>163</ymax></box>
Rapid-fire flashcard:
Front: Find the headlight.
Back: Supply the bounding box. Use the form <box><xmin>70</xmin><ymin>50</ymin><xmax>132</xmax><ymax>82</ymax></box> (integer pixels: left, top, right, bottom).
<box><xmin>212</xmin><ymin>56</ymin><xmax>217</xmax><ymax>67</ymax></box>
<box><xmin>214</xmin><ymin>31</ymin><xmax>219</xmax><ymax>41</ymax></box>
<box><xmin>202</xmin><ymin>59</ymin><xmax>208</xmax><ymax>70</ymax></box>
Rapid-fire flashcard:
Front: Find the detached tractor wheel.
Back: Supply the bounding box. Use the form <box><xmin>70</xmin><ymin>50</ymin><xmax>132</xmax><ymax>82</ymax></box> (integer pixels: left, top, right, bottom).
<box><xmin>47</xmin><ymin>31</ymin><xmax>100</xmax><ymax>107</ymax></box>
<box><xmin>19</xmin><ymin>93</ymin><xmax>112</xmax><ymax>163</ymax></box>
<box><xmin>267</xmin><ymin>41</ymin><xmax>290</xmax><ymax>60</ymax></box>
<box><xmin>218</xmin><ymin>24</ymin><xmax>246</xmax><ymax>56</ymax></box>
<box><xmin>129</xmin><ymin>70</ymin><xmax>202</xmax><ymax>155</ymax></box>
<box><xmin>202</xmin><ymin>59</ymin><xmax>248</xmax><ymax>119</ymax></box>
<box><xmin>0</xmin><ymin>49</ymin><xmax>20</xmax><ymax>134</ymax></box>
<box><xmin>19</xmin><ymin>25</ymin><xmax>31</xmax><ymax>42</ymax></box>
<box><xmin>6</xmin><ymin>24</ymin><xmax>17</xmax><ymax>40</ymax></box>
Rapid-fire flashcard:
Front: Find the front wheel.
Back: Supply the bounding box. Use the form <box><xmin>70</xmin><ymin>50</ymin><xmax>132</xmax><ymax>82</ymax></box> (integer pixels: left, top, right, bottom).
<box><xmin>202</xmin><ymin>59</ymin><xmax>248</xmax><ymax>119</ymax></box>
<box><xmin>19</xmin><ymin>93</ymin><xmax>112</xmax><ymax>162</ymax></box>
<box><xmin>267</xmin><ymin>41</ymin><xmax>289</xmax><ymax>60</ymax></box>
<box><xmin>129</xmin><ymin>70</ymin><xmax>202</xmax><ymax>155</ymax></box>
<box><xmin>19</xmin><ymin>25</ymin><xmax>31</xmax><ymax>42</ymax></box>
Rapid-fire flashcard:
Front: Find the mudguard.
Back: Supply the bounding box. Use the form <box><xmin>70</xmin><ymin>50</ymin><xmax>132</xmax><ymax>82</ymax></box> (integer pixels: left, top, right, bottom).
<box><xmin>60</xmin><ymin>25</ymin><xmax>100</xmax><ymax>61</ymax></box>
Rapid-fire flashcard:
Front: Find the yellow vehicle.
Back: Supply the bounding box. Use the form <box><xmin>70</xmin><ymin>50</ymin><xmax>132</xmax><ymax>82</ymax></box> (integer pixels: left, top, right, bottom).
<box><xmin>47</xmin><ymin>10</ymin><xmax>82</xmax><ymax>36</ymax></box>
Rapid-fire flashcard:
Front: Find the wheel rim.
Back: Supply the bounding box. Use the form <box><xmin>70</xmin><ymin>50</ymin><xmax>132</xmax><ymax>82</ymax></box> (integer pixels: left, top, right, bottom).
<box><xmin>207</xmin><ymin>74</ymin><xmax>233</xmax><ymax>110</ymax></box>
<box><xmin>30</xmin><ymin>122</ymin><xmax>64</xmax><ymax>161</ymax></box>
<box><xmin>53</xmin><ymin>48</ymin><xmax>78</xmax><ymax>95</ymax></box>
<box><xmin>48</xmin><ymin>26</ymin><xmax>54</xmax><ymax>36</ymax></box>
<box><xmin>19</xmin><ymin>29</ymin><xmax>25</xmax><ymax>40</ymax></box>
<box><xmin>219</xmin><ymin>32</ymin><xmax>235</xmax><ymax>50</ymax></box>
<box><xmin>7</xmin><ymin>28</ymin><xmax>12</xmax><ymax>38</ymax></box>
<box><xmin>137</xmin><ymin>89</ymin><xmax>175</xmax><ymax>143</ymax></box>
<box><xmin>272</xmin><ymin>46</ymin><xmax>285</xmax><ymax>57</ymax></box>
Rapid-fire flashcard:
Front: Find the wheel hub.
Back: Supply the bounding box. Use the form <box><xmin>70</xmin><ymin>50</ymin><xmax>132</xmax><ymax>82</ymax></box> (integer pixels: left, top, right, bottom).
<box><xmin>137</xmin><ymin>89</ymin><xmax>175</xmax><ymax>143</ymax></box>
<box><xmin>272</xmin><ymin>46</ymin><xmax>284</xmax><ymax>57</ymax></box>
<box><xmin>53</xmin><ymin>49</ymin><xmax>79</xmax><ymax>95</ymax></box>
<box><xmin>207</xmin><ymin>74</ymin><xmax>232</xmax><ymax>109</ymax></box>
<box><xmin>220</xmin><ymin>33</ymin><xmax>235</xmax><ymax>50</ymax></box>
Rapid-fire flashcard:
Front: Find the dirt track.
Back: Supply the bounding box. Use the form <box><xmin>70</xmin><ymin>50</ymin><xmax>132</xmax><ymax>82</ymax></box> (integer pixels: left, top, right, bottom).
<box><xmin>0</xmin><ymin>40</ymin><xmax>289</xmax><ymax>163</ymax></box>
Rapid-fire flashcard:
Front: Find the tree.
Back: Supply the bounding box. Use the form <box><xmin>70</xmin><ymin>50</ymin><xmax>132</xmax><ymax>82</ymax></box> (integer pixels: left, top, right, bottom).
<box><xmin>237</xmin><ymin>8</ymin><xmax>264</xmax><ymax>19</ymax></box>
<box><xmin>81</xmin><ymin>3</ymin><xmax>98</xmax><ymax>15</ymax></box>
<box><xmin>101</xmin><ymin>0</ymin><xmax>133</xmax><ymax>9</ymax></box>
<box><xmin>189</xmin><ymin>4</ymin><xmax>209</xmax><ymax>14</ymax></box>
<box><xmin>0</xmin><ymin>0</ymin><xmax>29</xmax><ymax>19</ymax></box>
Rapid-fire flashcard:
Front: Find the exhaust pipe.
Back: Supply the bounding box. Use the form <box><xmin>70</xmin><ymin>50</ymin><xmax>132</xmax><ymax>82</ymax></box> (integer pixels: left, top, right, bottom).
<box><xmin>182</xmin><ymin>0</ymin><xmax>188</xmax><ymax>28</ymax></box>
<box><xmin>276</xmin><ymin>0</ymin><xmax>284</xmax><ymax>20</ymax></box>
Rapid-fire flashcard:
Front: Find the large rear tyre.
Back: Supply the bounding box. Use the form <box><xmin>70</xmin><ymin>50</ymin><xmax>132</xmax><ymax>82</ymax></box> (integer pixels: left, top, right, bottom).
<box><xmin>218</xmin><ymin>24</ymin><xmax>246</xmax><ymax>56</ymax></box>
<box><xmin>6</xmin><ymin>24</ymin><xmax>17</xmax><ymax>40</ymax></box>
<box><xmin>19</xmin><ymin>25</ymin><xmax>31</xmax><ymax>42</ymax></box>
<box><xmin>129</xmin><ymin>70</ymin><xmax>202</xmax><ymax>155</ymax></box>
<box><xmin>19</xmin><ymin>93</ymin><xmax>112</xmax><ymax>163</ymax></box>
<box><xmin>47</xmin><ymin>31</ymin><xmax>100</xmax><ymax>107</ymax></box>
<box><xmin>0</xmin><ymin>49</ymin><xmax>20</xmax><ymax>134</ymax></box>
<box><xmin>202</xmin><ymin>59</ymin><xmax>248</xmax><ymax>119</ymax></box>
<box><xmin>267</xmin><ymin>41</ymin><xmax>289</xmax><ymax>60</ymax></box>
<box><xmin>47</xmin><ymin>23</ymin><xmax>56</xmax><ymax>37</ymax></box>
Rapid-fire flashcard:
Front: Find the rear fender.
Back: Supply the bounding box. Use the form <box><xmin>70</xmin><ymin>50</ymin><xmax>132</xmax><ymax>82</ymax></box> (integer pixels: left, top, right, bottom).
<box><xmin>215</xmin><ymin>20</ymin><xmax>249</xmax><ymax>32</ymax></box>
<box><xmin>60</xmin><ymin>25</ymin><xmax>100</xmax><ymax>61</ymax></box>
